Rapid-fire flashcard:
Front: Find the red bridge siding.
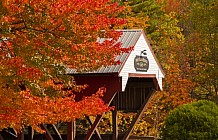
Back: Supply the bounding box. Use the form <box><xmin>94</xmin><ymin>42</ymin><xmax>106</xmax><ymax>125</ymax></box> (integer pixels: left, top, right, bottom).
<box><xmin>73</xmin><ymin>73</ymin><xmax>122</xmax><ymax>103</ymax></box>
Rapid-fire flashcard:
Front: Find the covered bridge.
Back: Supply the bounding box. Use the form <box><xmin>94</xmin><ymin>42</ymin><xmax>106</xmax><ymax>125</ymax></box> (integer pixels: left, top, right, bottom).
<box><xmin>66</xmin><ymin>29</ymin><xmax>164</xmax><ymax>140</ymax></box>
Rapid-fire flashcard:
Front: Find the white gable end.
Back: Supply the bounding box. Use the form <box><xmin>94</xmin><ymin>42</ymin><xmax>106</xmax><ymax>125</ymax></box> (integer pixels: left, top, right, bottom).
<box><xmin>119</xmin><ymin>33</ymin><xmax>164</xmax><ymax>91</ymax></box>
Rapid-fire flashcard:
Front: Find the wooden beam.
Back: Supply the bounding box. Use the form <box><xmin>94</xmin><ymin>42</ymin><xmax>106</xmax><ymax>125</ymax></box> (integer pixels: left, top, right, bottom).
<box><xmin>67</xmin><ymin>121</ymin><xmax>76</xmax><ymax>140</ymax></box>
<box><xmin>0</xmin><ymin>133</ymin><xmax>4</xmax><ymax>140</ymax></box>
<box><xmin>47</xmin><ymin>124</ymin><xmax>63</xmax><ymax>140</ymax></box>
<box><xmin>3</xmin><ymin>129</ymin><xmax>17</xmax><ymax>139</ymax></box>
<box><xmin>27</xmin><ymin>126</ymin><xmax>34</xmax><ymax>140</ymax></box>
<box><xmin>84</xmin><ymin>92</ymin><xmax>118</xmax><ymax>140</ymax></box>
<box><xmin>17</xmin><ymin>130</ymin><xmax>24</xmax><ymax>140</ymax></box>
<box><xmin>1</xmin><ymin>129</ymin><xmax>20</xmax><ymax>140</ymax></box>
<box><xmin>122</xmin><ymin>89</ymin><xmax>156</xmax><ymax>140</ymax></box>
<box><xmin>86</xmin><ymin>117</ymin><xmax>102</xmax><ymax>140</ymax></box>
<box><xmin>84</xmin><ymin>115</ymin><xmax>103</xmax><ymax>140</ymax></box>
<box><xmin>152</xmin><ymin>78</ymin><xmax>160</xmax><ymax>91</ymax></box>
<box><xmin>40</xmin><ymin>124</ymin><xmax>54</xmax><ymax>140</ymax></box>
<box><xmin>128</xmin><ymin>73</ymin><xmax>156</xmax><ymax>78</ymax></box>
<box><xmin>11</xmin><ymin>128</ymin><xmax>18</xmax><ymax>137</ymax></box>
<box><xmin>112</xmin><ymin>109</ymin><xmax>118</xmax><ymax>140</ymax></box>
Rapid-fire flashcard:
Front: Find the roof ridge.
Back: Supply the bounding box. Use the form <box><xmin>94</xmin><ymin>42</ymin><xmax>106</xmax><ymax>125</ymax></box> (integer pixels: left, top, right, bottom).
<box><xmin>117</xmin><ymin>29</ymin><xmax>143</xmax><ymax>32</ymax></box>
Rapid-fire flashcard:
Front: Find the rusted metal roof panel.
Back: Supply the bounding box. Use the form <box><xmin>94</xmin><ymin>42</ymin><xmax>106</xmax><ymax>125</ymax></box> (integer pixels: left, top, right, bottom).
<box><xmin>66</xmin><ymin>29</ymin><xmax>142</xmax><ymax>74</ymax></box>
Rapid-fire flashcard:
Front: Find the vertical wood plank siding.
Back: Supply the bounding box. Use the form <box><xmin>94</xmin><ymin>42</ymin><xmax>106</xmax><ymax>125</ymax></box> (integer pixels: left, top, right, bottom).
<box><xmin>112</xmin><ymin>78</ymin><xmax>155</xmax><ymax>111</ymax></box>
<box><xmin>73</xmin><ymin>74</ymin><xmax>122</xmax><ymax>102</ymax></box>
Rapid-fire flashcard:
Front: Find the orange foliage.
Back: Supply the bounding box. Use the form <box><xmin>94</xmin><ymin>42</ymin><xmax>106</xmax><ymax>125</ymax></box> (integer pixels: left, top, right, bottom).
<box><xmin>0</xmin><ymin>0</ymin><xmax>126</xmax><ymax>132</ymax></box>
<box><xmin>0</xmin><ymin>87</ymin><xmax>112</xmax><ymax>132</ymax></box>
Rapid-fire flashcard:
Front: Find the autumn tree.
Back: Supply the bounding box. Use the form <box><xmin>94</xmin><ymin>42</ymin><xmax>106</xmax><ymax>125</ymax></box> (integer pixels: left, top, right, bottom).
<box><xmin>0</xmin><ymin>0</ymin><xmax>127</xmax><ymax>132</ymax></box>
<box><xmin>160</xmin><ymin>0</ymin><xmax>217</xmax><ymax>101</ymax></box>
<box><xmin>105</xmin><ymin>0</ymin><xmax>195</xmax><ymax>137</ymax></box>
<box><xmin>179</xmin><ymin>0</ymin><xmax>218</xmax><ymax>101</ymax></box>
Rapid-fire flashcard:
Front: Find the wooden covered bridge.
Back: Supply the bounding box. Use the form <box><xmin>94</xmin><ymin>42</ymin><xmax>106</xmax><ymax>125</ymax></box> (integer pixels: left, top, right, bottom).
<box><xmin>0</xmin><ymin>29</ymin><xmax>164</xmax><ymax>140</ymax></box>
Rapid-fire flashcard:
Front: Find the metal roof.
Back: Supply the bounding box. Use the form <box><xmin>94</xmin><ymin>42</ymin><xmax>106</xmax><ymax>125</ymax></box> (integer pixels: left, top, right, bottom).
<box><xmin>66</xmin><ymin>29</ymin><xmax>143</xmax><ymax>74</ymax></box>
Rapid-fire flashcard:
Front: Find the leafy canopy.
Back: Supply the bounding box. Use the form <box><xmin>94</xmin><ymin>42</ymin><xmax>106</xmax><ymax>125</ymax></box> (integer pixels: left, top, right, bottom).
<box><xmin>0</xmin><ymin>0</ymin><xmax>127</xmax><ymax>132</ymax></box>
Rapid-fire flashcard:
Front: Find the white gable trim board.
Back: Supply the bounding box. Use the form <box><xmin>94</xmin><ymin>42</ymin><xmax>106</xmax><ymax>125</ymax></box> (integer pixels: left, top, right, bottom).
<box><xmin>119</xmin><ymin>32</ymin><xmax>164</xmax><ymax>91</ymax></box>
